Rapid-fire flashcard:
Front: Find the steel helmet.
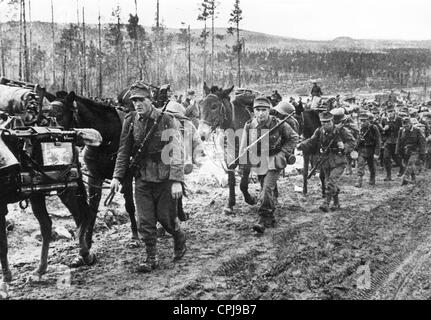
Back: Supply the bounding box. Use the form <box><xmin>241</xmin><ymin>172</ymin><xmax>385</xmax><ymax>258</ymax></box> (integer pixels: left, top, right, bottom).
<box><xmin>273</xmin><ymin>101</ymin><xmax>295</xmax><ymax>115</ymax></box>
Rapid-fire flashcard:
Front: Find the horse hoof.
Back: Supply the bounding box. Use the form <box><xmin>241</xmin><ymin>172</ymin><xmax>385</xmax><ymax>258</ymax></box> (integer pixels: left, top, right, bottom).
<box><xmin>244</xmin><ymin>196</ymin><xmax>257</xmax><ymax>206</ymax></box>
<box><xmin>2</xmin><ymin>270</ymin><xmax>12</xmax><ymax>283</ymax></box>
<box><xmin>69</xmin><ymin>253</ymin><xmax>96</xmax><ymax>268</ymax></box>
<box><xmin>223</xmin><ymin>207</ymin><xmax>234</xmax><ymax>215</ymax></box>
<box><xmin>127</xmin><ymin>240</ymin><xmax>141</xmax><ymax>249</ymax></box>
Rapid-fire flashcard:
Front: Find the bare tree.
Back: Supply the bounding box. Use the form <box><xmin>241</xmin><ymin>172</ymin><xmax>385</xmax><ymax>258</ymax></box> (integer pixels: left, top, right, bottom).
<box><xmin>227</xmin><ymin>0</ymin><xmax>243</xmax><ymax>87</ymax></box>
<box><xmin>197</xmin><ymin>0</ymin><xmax>210</xmax><ymax>86</ymax></box>
<box><xmin>51</xmin><ymin>0</ymin><xmax>56</xmax><ymax>88</ymax></box>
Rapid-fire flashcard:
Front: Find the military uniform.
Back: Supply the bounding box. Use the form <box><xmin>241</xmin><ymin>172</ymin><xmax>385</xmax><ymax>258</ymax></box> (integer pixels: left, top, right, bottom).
<box><xmin>298</xmin><ymin>112</ymin><xmax>355</xmax><ymax>212</ymax></box>
<box><xmin>355</xmin><ymin>114</ymin><xmax>382</xmax><ymax>187</ymax></box>
<box><xmin>239</xmin><ymin>97</ymin><xmax>298</xmax><ymax>233</ymax></box>
<box><xmin>396</xmin><ymin>119</ymin><xmax>426</xmax><ymax>185</ymax></box>
<box><xmin>113</xmin><ymin>86</ymin><xmax>185</xmax><ymax>272</ymax></box>
<box><xmin>381</xmin><ymin>107</ymin><xmax>403</xmax><ymax>180</ymax></box>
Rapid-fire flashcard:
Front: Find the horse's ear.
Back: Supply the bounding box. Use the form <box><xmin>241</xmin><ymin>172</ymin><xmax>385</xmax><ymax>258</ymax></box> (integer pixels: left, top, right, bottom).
<box><xmin>223</xmin><ymin>86</ymin><xmax>234</xmax><ymax>97</ymax></box>
<box><xmin>203</xmin><ymin>82</ymin><xmax>210</xmax><ymax>96</ymax></box>
<box><xmin>66</xmin><ymin>91</ymin><xmax>76</xmax><ymax>104</ymax></box>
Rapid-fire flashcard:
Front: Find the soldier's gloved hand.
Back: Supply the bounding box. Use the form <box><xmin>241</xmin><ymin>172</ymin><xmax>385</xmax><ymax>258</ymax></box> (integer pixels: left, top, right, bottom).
<box><xmin>110</xmin><ymin>178</ymin><xmax>122</xmax><ymax>193</ymax></box>
<box><xmin>171</xmin><ymin>182</ymin><xmax>183</xmax><ymax>200</ymax></box>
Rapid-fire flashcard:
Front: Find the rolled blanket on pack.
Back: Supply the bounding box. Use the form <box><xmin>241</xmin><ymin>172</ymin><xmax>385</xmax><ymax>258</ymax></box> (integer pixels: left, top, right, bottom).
<box><xmin>0</xmin><ymin>84</ymin><xmax>50</xmax><ymax>115</ymax></box>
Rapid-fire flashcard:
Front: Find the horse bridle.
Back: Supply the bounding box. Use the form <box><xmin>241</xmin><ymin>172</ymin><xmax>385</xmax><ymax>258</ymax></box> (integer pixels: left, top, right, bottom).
<box><xmin>202</xmin><ymin>93</ymin><xmax>234</xmax><ymax>132</ymax></box>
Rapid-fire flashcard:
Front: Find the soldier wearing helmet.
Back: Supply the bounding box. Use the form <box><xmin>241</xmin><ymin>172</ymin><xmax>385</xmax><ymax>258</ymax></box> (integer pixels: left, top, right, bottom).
<box><xmin>239</xmin><ymin>96</ymin><xmax>299</xmax><ymax>234</ymax></box>
<box><xmin>272</xmin><ymin>101</ymin><xmax>300</xmax><ymax>134</ymax></box>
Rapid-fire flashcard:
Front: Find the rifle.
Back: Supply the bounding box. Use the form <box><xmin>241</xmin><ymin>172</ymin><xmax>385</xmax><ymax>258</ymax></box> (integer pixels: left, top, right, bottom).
<box><xmin>104</xmin><ymin>99</ymin><xmax>171</xmax><ymax>206</ymax></box>
<box><xmin>307</xmin><ymin>119</ymin><xmax>348</xmax><ymax>180</ymax></box>
<box><xmin>227</xmin><ymin>111</ymin><xmax>296</xmax><ymax>169</ymax></box>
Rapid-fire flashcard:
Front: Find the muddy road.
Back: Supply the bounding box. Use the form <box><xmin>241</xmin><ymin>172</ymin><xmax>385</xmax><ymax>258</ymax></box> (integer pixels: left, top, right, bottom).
<box><xmin>2</xmin><ymin>158</ymin><xmax>431</xmax><ymax>300</ymax></box>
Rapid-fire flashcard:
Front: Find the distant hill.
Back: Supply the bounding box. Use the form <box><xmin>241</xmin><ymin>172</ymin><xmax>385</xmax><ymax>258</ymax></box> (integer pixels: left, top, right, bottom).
<box><xmin>2</xmin><ymin>21</ymin><xmax>431</xmax><ymax>53</ymax></box>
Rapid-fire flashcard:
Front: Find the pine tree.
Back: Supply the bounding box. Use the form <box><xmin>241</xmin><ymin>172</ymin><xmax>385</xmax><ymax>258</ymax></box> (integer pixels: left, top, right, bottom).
<box><xmin>227</xmin><ymin>0</ymin><xmax>243</xmax><ymax>87</ymax></box>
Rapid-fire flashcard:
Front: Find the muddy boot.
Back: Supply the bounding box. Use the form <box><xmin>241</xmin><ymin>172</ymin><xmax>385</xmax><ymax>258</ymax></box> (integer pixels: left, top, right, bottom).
<box><xmin>319</xmin><ymin>196</ymin><xmax>331</xmax><ymax>213</ymax></box>
<box><xmin>369</xmin><ymin>174</ymin><xmax>376</xmax><ymax>186</ymax></box>
<box><xmin>173</xmin><ymin>231</ymin><xmax>187</xmax><ymax>261</ymax></box>
<box><xmin>355</xmin><ymin>176</ymin><xmax>363</xmax><ymax>188</ymax></box>
<box><xmin>253</xmin><ymin>215</ymin><xmax>267</xmax><ymax>234</ymax></box>
<box><xmin>136</xmin><ymin>244</ymin><xmax>159</xmax><ymax>273</ymax></box>
<box><xmin>331</xmin><ymin>194</ymin><xmax>340</xmax><ymax>211</ymax></box>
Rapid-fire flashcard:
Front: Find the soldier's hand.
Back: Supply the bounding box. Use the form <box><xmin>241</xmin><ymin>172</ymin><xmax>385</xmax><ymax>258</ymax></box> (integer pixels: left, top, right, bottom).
<box><xmin>110</xmin><ymin>178</ymin><xmax>121</xmax><ymax>193</ymax></box>
<box><xmin>373</xmin><ymin>154</ymin><xmax>380</xmax><ymax>161</ymax></box>
<box><xmin>337</xmin><ymin>141</ymin><xmax>345</xmax><ymax>149</ymax></box>
<box><xmin>171</xmin><ymin>182</ymin><xmax>183</xmax><ymax>200</ymax></box>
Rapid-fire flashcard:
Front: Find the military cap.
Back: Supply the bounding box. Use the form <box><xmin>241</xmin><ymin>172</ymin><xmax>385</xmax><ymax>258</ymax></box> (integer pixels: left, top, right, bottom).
<box><xmin>386</xmin><ymin>104</ymin><xmax>395</xmax><ymax>112</ymax></box>
<box><xmin>187</xmin><ymin>89</ymin><xmax>195</xmax><ymax>96</ymax></box>
<box><xmin>129</xmin><ymin>81</ymin><xmax>151</xmax><ymax>100</ymax></box>
<box><xmin>274</xmin><ymin>101</ymin><xmax>295</xmax><ymax>115</ymax></box>
<box><xmin>402</xmin><ymin>117</ymin><xmax>411</xmax><ymax>124</ymax></box>
<box><xmin>400</xmin><ymin>106</ymin><xmax>409</xmax><ymax>113</ymax></box>
<box><xmin>420</xmin><ymin>107</ymin><xmax>429</xmax><ymax>113</ymax></box>
<box><xmin>319</xmin><ymin>111</ymin><xmax>334</xmax><ymax>122</ymax></box>
<box><xmin>398</xmin><ymin>112</ymin><xmax>408</xmax><ymax>119</ymax></box>
<box><xmin>253</xmin><ymin>96</ymin><xmax>272</xmax><ymax>109</ymax></box>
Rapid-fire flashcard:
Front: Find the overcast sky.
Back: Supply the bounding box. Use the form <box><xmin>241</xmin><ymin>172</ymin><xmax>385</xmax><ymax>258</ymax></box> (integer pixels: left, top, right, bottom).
<box><xmin>0</xmin><ymin>0</ymin><xmax>430</xmax><ymax>40</ymax></box>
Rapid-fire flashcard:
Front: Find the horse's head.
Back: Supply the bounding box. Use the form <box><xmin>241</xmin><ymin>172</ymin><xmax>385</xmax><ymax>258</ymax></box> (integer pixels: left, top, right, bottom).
<box><xmin>198</xmin><ymin>82</ymin><xmax>234</xmax><ymax>141</ymax></box>
<box><xmin>48</xmin><ymin>91</ymin><xmax>77</xmax><ymax>130</ymax></box>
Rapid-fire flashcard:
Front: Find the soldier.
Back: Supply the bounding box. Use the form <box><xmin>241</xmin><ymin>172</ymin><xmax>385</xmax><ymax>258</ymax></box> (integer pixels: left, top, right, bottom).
<box><xmin>354</xmin><ymin>112</ymin><xmax>382</xmax><ymax>188</ymax></box>
<box><xmin>182</xmin><ymin>90</ymin><xmax>199</xmax><ymax>129</ymax></box>
<box><xmin>381</xmin><ymin>104</ymin><xmax>403</xmax><ymax>180</ymax></box>
<box><xmin>297</xmin><ymin>112</ymin><xmax>355</xmax><ymax>212</ymax></box>
<box><xmin>110</xmin><ymin>82</ymin><xmax>186</xmax><ymax>273</ymax></box>
<box><xmin>396</xmin><ymin>117</ymin><xmax>426</xmax><ymax>185</ymax></box>
<box><xmin>239</xmin><ymin>96</ymin><xmax>298</xmax><ymax>234</ymax></box>
<box><xmin>272</xmin><ymin>101</ymin><xmax>300</xmax><ymax>134</ymax></box>
<box><xmin>311</xmin><ymin>81</ymin><xmax>323</xmax><ymax>98</ymax></box>
<box><xmin>331</xmin><ymin>107</ymin><xmax>359</xmax><ymax>175</ymax></box>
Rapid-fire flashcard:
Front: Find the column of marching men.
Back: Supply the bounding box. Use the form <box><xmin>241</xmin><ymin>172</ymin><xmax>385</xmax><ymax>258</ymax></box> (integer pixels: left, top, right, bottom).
<box><xmin>106</xmin><ymin>82</ymin><xmax>431</xmax><ymax>272</ymax></box>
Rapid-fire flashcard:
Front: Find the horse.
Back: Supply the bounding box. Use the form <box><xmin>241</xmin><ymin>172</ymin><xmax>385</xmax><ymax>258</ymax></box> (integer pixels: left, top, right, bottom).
<box><xmin>301</xmin><ymin>108</ymin><xmax>323</xmax><ymax>196</ymax></box>
<box><xmin>46</xmin><ymin>91</ymin><xmax>138</xmax><ymax>244</ymax></box>
<box><xmin>0</xmin><ymin>116</ymin><xmax>96</xmax><ymax>283</ymax></box>
<box><xmin>198</xmin><ymin>82</ymin><xmax>256</xmax><ymax>214</ymax></box>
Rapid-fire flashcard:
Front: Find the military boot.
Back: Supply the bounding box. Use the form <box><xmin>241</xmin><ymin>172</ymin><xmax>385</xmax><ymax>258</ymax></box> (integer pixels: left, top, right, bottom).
<box><xmin>319</xmin><ymin>196</ymin><xmax>331</xmax><ymax>213</ymax></box>
<box><xmin>173</xmin><ymin>230</ymin><xmax>187</xmax><ymax>261</ymax></box>
<box><xmin>369</xmin><ymin>174</ymin><xmax>376</xmax><ymax>186</ymax></box>
<box><xmin>136</xmin><ymin>244</ymin><xmax>159</xmax><ymax>273</ymax></box>
<box><xmin>253</xmin><ymin>214</ymin><xmax>273</xmax><ymax>234</ymax></box>
<box><xmin>355</xmin><ymin>176</ymin><xmax>363</xmax><ymax>188</ymax></box>
<box><xmin>331</xmin><ymin>194</ymin><xmax>340</xmax><ymax>211</ymax></box>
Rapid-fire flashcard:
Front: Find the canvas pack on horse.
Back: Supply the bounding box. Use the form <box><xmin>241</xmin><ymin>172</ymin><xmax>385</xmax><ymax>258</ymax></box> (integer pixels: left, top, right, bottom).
<box><xmin>0</xmin><ymin>80</ymin><xmax>98</xmax><ymax>282</ymax></box>
<box><xmin>47</xmin><ymin>91</ymin><xmax>139</xmax><ymax>243</ymax></box>
<box><xmin>198</xmin><ymin>82</ymin><xmax>258</xmax><ymax>214</ymax></box>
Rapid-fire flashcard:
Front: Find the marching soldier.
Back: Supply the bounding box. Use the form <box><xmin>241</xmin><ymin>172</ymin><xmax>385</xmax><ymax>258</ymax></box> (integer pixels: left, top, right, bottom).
<box><xmin>110</xmin><ymin>82</ymin><xmax>186</xmax><ymax>273</ymax></box>
<box><xmin>354</xmin><ymin>112</ymin><xmax>382</xmax><ymax>188</ymax></box>
<box><xmin>381</xmin><ymin>104</ymin><xmax>403</xmax><ymax>180</ymax></box>
<box><xmin>239</xmin><ymin>96</ymin><xmax>299</xmax><ymax>234</ymax></box>
<box><xmin>297</xmin><ymin>112</ymin><xmax>355</xmax><ymax>212</ymax></box>
<box><xmin>396</xmin><ymin>117</ymin><xmax>426</xmax><ymax>185</ymax></box>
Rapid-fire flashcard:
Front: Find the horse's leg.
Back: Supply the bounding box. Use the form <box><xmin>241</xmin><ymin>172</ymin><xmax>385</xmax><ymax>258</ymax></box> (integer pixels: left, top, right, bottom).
<box><xmin>29</xmin><ymin>193</ymin><xmax>52</xmax><ymax>276</ymax></box>
<box><xmin>303</xmin><ymin>152</ymin><xmax>309</xmax><ymax>195</ymax></box>
<box><xmin>122</xmin><ymin>174</ymin><xmax>138</xmax><ymax>240</ymax></box>
<box><xmin>0</xmin><ymin>203</ymin><xmax>12</xmax><ymax>282</ymax></box>
<box><xmin>224</xmin><ymin>171</ymin><xmax>236</xmax><ymax>214</ymax></box>
<box><xmin>59</xmin><ymin>183</ymin><xmax>96</xmax><ymax>267</ymax></box>
<box><xmin>240</xmin><ymin>167</ymin><xmax>257</xmax><ymax>205</ymax></box>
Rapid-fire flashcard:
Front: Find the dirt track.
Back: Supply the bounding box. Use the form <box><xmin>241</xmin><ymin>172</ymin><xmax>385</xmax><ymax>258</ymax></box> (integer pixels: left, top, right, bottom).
<box><xmin>2</xmin><ymin>159</ymin><xmax>431</xmax><ymax>300</ymax></box>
